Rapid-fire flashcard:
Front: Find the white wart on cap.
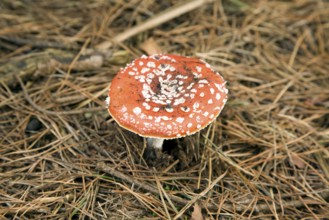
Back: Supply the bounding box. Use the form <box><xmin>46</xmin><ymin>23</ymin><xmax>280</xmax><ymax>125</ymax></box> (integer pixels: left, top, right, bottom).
<box><xmin>107</xmin><ymin>54</ymin><xmax>228</xmax><ymax>139</ymax></box>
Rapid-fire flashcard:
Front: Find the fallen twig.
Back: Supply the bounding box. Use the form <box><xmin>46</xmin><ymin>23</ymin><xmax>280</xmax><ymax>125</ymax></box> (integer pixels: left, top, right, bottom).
<box><xmin>96</xmin><ymin>0</ymin><xmax>214</xmax><ymax>51</ymax></box>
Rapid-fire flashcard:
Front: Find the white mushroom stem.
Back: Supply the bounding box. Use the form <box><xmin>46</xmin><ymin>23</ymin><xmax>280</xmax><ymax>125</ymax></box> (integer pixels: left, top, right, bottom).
<box><xmin>147</xmin><ymin>138</ymin><xmax>164</xmax><ymax>150</ymax></box>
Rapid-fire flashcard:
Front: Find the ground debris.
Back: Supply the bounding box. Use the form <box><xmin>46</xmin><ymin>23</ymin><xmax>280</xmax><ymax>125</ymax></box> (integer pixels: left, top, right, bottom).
<box><xmin>1</xmin><ymin>0</ymin><xmax>329</xmax><ymax>219</ymax></box>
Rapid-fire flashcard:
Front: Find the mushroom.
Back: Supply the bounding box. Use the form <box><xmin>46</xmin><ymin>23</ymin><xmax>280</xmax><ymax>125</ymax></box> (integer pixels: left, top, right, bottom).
<box><xmin>106</xmin><ymin>54</ymin><xmax>228</xmax><ymax>154</ymax></box>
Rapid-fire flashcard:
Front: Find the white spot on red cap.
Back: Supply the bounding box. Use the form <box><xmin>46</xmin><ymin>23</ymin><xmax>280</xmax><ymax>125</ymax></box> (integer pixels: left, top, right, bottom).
<box><xmin>161</xmin><ymin>116</ymin><xmax>170</xmax><ymax>120</ymax></box>
<box><xmin>187</xmin><ymin>83</ymin><xmax>194</xmax><ymax>90</ymax></box>
<box><xmin>141</xmin><ymin>67</ymin><xmax>150</xmax><ymax>74</ymax></box>
<box><xmin>176</xmin><ymin>117</ymin><xmax>184</xmax><ymax>123</ymax></box>
<box><xmin>215</xmin><ymin>83</ymin><xmax>227</xmax><ymax>93</ymax></box>
<box><xmin>152</xmin><ymin>99</ymin><xmax>167</xmax><ymax>105</ymax></box>
<box><xmin>133</xmin><ymin>107</ymin><xmax>141</xmax><ymax>115</ymax></box>
<box><xmin>147</xmin><ymin>73</ymin><xmax>154</xmax><ymax>78</ymax></box>
<box><xmin>121</xmin><ymin>106</ymin><xmax>127</xmax><ymax>113</ymax></box>
<box><xmin>199</xmin><ymin>79</ymin><xmax>208</xmax><ymax>84</ymax></box>
<box><xmin>173</xmin><ymin>97</ymin><xmax>186</xmax><ymax>106</ymax></box>
<box><xmin>153</xmin><ymin>107</ymin><xmax>160</xmax><ymax>112</ymax></box>
<box><xmin>165</xmin><ymin>107</ymin><xmax>174</xmax><ymax>113</ymax></box>
<box><xmin>155</xmin><ymin>117</ymin><xmax>161</xmax><ymax>123</ymax></box>
<box><xmin>180</xmin><ymin>106</ymin><xmax>190</xmax><ymax>112</ymax></box>
<box><xmin>193</xmin><ymin>102</ymin><xmax>199</xmax><ymax>110</ymax></box>
<box><xmin>147</xmin><ymin>61</ymin><xmax>156</xmax><ymax>68</ymax></box>
<box><xmin>146</xmin><ymin>78</ymin><xmax>152</xmax><ymax>84</ymax></box>
<box><xmin>142</xmin><ymin>102</ymin><xmax>151</xmax><ymax>110</ymax></box>
<box><xmin>177</xmin><ymin>75</ymin><xmax>188</xmax><ymax>79</ymax></box>
<box><xmin>193</xmin><ymin>72</ymin><xmax>202</xmax><ymax>79</ymax></box>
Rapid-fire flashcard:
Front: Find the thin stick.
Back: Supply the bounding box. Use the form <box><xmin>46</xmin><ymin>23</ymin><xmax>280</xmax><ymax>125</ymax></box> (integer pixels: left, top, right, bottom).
<box><xmin>96</xmin><ymin>0</ymin><xmax>214</xmax><ymax>51</ymax></box>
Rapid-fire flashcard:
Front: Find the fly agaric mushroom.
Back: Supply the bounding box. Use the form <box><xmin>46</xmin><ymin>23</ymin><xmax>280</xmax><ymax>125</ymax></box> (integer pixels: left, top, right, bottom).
<box><xmin>106</xmin><ymin>54</ymin><xmax>228</xmax><ymax>151</ymax></box>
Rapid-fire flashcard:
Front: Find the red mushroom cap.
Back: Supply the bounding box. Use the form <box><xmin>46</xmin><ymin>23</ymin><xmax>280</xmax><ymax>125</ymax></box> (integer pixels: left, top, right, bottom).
<box><xmin>107</xmin><ymin>54</ymin><xmax>228</xmax><ymax>139</ymax></box>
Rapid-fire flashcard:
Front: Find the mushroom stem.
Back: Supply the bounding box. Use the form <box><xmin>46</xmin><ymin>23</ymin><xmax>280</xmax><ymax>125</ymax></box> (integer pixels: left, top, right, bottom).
<box><xmin>147</xmin><ymin>138</ymin><xmax>164</xmax><ymax>150</ymax></box>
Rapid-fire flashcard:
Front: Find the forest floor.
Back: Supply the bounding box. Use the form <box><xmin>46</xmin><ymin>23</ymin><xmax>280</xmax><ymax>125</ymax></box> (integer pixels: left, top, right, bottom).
<box><xmin>0</xmin><ymin>0</ymin><xmax>329</xmax><ymax>219</ymax></box>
